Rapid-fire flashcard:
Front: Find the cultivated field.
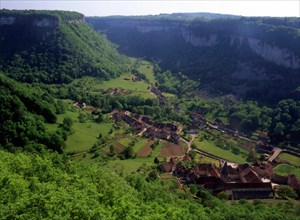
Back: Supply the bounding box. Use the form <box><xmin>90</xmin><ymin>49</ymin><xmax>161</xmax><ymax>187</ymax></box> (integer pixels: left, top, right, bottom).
<box><xmin>158</xmin><ymin>140</ymin><xmax>185</xmax><ymax>157</ymax></box>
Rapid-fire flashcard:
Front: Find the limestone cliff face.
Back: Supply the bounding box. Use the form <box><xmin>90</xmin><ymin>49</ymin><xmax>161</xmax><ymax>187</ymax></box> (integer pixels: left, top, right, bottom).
<box><xmin>182</xmin><ymin>29</ymin><xmax>217</xmax><ymax>47</ymax></box>
<box><xmin>136</xmin><ymin>25</ymin><xmax>170</xmax><ymax>33</ymax></box>
<box><xmin>88</xmin><ymin>17</ymin><xmax>300</xmax><ymax>70</ymax></box>
<box><xmin>32</xmin><ymin>18</ymin><xmax>59</xmax><ymax>27</ymax></box>
<box><xmin>248</xmin><ymin>38</ymin><xmax>300</xmax><ymax>69</ymax></box>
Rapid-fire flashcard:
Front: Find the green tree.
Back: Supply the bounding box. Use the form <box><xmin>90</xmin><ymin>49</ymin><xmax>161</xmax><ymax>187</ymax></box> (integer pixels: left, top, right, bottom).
<box><xmin>189</xmin><ymin>150</ymin><xmax>197</xmax><ymax>160</ymax></box>
<box><xmin>190</xmin><ymin>184</ymin><xmax>198</xmax><ymax>195</ymax></box>
<box><xmin>147</xmin><ymin>170</ymin><xmax>158</xmax><ymax>182</ymax></box>
<box><xmin>217</xmin><ymin>191</ymin><xmax>229</xmax><ymax>200</ymax></box>
<box><xmin>122</xmin><ymin>146</ymin><xmax>135</xmax><ymax>159</ymax></box>
<box><xmin>62</xmin><ymin>117</ymin><xmax>73</xmax><ymax>131</ymax></box>
<box><xmin>109</xmin><ymin>145</ymin><xmax>116</xmax><ymax>156</ymax></box>
<box><xmin>274</xmin><ymin>122</ymin><xmax>285</xmax><ymax>136</ymax></box>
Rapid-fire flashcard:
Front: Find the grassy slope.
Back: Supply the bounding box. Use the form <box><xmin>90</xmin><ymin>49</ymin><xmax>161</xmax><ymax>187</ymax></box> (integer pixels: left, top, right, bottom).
<box><xmin>137</xmin><ymin>60</ymin><xmax>157</xmax><ymax>85</ymax></box>
<box><xmin>195</xmin><ymin>154</ymin><xmax>221</xmax><ymax>167</ymax></box>
<box><xmin>47</xmin><ymin>108</ymin><xmax>113</xmax><ymax>153</ymax></box>
<box><xmin>65</xmin><ymin>121</ymin><xmax>113</xmax><ymax>152</ymax></box>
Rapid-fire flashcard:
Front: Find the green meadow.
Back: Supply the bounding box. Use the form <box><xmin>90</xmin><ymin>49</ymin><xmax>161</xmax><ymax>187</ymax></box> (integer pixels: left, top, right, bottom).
<box><xmin>137</xmin><ymin>60</ymin><xmax>157</xmax><ymax>85</ymax></box>
<box><xmin>273</xmin><ymin>164</ymin><xmax>300</xmax><ymax>179</ymax></box>
<box><xmin>277</xmin><ymin>152</ymin><xmax>300</xmax><ymax>167</ymax></box>
<box><xmin>194</xmin><ymin>139</ymin><xmax>246</xmax><ymax>164</ymax></box>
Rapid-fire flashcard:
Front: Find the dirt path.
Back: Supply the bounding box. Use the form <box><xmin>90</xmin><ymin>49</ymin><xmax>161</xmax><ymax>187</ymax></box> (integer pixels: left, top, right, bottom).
<box><xmin>180</xmin><ymin>134</ymin><xmax>196</xmax><ymax>154</ymax></box>
<box><xmin>137</xmin><ymin>128</ymin><xmax>147</xmax><ymax>136</ymax></box>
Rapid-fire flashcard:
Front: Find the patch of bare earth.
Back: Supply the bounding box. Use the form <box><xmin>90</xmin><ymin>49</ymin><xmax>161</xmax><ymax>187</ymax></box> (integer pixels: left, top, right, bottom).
<box><xmin>114</xmin><ymin>142</ymin><xmax>125</xmax><ymax>154</ymax></box>
<box><xmin>137</xmin><ymin>140</ymin><xmax>153</xmax><ymax>157</ymax></box>
<box><xmin>159</xmin><ymin>141</ymin><xmax>185</xmax><ymax>157</ymax></box>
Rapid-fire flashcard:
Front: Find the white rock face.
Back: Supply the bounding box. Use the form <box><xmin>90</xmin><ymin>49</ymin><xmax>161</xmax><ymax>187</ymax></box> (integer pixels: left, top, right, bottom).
<box><xmin>182</xmin><ymin>29</ymin><xmax>217</xmax><ymax>47</ymax></box>
<box><xmin>248</xmin><ymin>38</ymin><xmax>300</xmax><ymax>69</ymax></box>
<box><xmin>230</xmin><ymin>35</ymin><xmax>244</xmax><ymax>46</ymax></box>
<box><xmin>66</xmin><ymin>18</ymin><xmax>84</xmax><ymax>24</ymax></box>
<box><xmin>0</xmin><ymin>16</ymin><xmax>16</xmax><ymax>25</ymax></box>
<box><xmin>33</xmin><ymin>18</ymin><xmax>52</xmax><ymax>27</ymax></box>
<box><xmin>137</xmin><ymin>25</ymin><xmax>169</xmax><ymax>33</ymax></box>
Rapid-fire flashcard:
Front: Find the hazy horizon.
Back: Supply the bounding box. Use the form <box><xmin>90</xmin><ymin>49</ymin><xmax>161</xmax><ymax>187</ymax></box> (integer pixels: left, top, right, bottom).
<box><xmin>1</xmin><ymin>1</ymin><xmax>300</xmax><ymax>17</ymax></box>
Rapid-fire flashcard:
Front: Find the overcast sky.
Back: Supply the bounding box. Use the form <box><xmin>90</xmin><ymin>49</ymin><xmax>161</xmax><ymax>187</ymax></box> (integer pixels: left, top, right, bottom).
<box><xmin>1</xmin><ymin>1</ymin><xmax>300</xmax><ymax>17</ymax></box>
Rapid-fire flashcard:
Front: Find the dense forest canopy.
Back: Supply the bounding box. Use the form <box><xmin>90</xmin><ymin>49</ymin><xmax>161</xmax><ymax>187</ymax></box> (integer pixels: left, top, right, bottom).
<box><xmin>0</xmin><ymin>72</ymin><xmax>65</xmax><ymax>152</ymax></box>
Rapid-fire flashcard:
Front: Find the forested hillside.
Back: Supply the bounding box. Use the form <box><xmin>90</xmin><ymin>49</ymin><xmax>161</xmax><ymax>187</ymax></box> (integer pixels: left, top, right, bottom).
<box><xmin>0</xmin><ymin>72</ymin><xmax>65</xmax><ymax>152</ymax></box>
<box><xmin>87</xmin><ymin>15</ymin><xmax>300</xmax><ymax>103</ymax></box>
<box><xmin>0</xmin><ymin>10</ymin><xmax>129</xmax><ymax>83</ymax></box>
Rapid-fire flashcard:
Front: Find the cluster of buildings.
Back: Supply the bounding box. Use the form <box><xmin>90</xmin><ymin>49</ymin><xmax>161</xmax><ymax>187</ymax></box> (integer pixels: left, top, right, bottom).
<box><xmin>159</xmin><ymin>158</ymin><xmax>300</xmax><ymax>200</ymax></box>
<box><xmin>73</xmin><ymin>100</ymin><xmax>87</xmax><ymax>108</ymax></box>
<box><xmin>112</xmin><ymin>110</ymin><xmax>180</xmax><ymax>143</ymax></box>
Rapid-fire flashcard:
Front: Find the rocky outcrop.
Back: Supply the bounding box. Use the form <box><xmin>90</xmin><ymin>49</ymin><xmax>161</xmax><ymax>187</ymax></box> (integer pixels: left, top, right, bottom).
<box><xmin>182</xmin><ymin>29</ymin><xmax>217</xmax><ymax>47</ymax></box>
<box><xmin>230</xmin><ymin>35</ymin><xmax>244</xmax><ymax>46</ymax></box>
<box><xmin>248</xmin><ymin>38</ymin><xmax>300</xmax><ymax>69</ymax></box>
<box><xmin>33</xmin><ymin>18</ymin><xmax>58</xmax><ymax>27</ymax></box>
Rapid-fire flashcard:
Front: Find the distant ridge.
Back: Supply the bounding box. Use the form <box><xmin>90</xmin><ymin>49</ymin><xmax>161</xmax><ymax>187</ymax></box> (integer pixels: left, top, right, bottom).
<box><xmin>159</xmin><ymin>12</ymin><xmax>241</xmax><ymax>19</ymax></box>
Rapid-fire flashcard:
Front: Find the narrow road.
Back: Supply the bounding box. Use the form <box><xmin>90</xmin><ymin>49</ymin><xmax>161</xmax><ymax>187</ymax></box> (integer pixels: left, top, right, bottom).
<box><xmin>206</xmin><ymin>122</ymin><xmax>257</xmax><ymax>144</ymax></box>
<box><xmin>268</xmin><ymin>147</ymin><xmax>282</xmax><ymax>162</ymax></box>
<box><xmin>137</xmin><ymin>128</ymin><xmax>147</xmax><ymax>137</ymax></box>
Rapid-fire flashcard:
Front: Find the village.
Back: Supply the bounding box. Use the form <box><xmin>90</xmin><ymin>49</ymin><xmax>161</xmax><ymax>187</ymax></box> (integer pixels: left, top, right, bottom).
<box><xmin>110</xmin><ymin>108</ymin><xmax>300</xmax><ymax>200</ymax></box>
